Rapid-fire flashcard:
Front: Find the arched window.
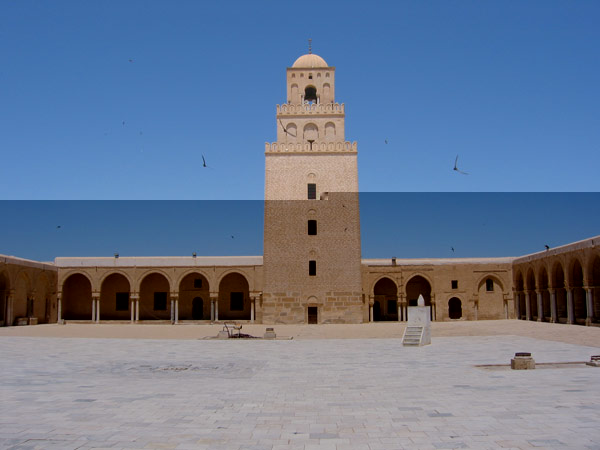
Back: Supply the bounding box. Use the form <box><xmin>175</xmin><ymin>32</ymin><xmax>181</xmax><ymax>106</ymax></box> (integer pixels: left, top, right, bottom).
<box><xmin>304</xmin><ymin>85</ymin><xmax>317</xmax><ymax>103</ymax></box>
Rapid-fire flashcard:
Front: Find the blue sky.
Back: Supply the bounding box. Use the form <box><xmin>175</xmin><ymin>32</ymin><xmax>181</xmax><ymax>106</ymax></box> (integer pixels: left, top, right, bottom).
<box><xmin>1</xmin><ymin>194</ymin><xmax>598</xmax><ymax>261</ymax></box>
<box><xmin>1</xmin><ymin>2</ymin><xmax>598</xmax><ymax>260</ymax></box>
<box><xmin>1</xmin><ymin>0</ymin><xmax>599</xmax><ymax>199</ymax></box>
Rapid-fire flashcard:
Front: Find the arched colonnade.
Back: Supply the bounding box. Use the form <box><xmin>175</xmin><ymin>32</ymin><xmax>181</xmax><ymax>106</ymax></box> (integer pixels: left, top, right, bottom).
<box><xmin>58</xmin><ymin>268</ymin><xmax>261</xmax><ymax>324</ymax></box>
<box><xmin>514</xmin><ymin>253</ymin><xmax>600</xmax><ymax>326</ymax></box>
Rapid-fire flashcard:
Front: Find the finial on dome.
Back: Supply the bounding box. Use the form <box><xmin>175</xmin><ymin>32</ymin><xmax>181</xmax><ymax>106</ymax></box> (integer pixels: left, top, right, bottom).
<box><xmin>308</xmin><ymin>38</ymin><xmax>312</xmax><ymax>54</ymax></box>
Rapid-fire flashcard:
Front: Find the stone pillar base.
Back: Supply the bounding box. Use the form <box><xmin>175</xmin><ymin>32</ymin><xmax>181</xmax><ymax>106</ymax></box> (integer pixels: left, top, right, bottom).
<box><xmin>511</xmin><ymin>353</ymin><xmax>535</xmax><ymax>370</ymax></box>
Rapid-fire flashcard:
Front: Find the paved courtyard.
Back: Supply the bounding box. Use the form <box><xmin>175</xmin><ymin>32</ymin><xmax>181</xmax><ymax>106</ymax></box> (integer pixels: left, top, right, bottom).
<box><xmin>1</xmin><ymin>333</ymin><xmax>599</xmax><ymax>450</ymax></box>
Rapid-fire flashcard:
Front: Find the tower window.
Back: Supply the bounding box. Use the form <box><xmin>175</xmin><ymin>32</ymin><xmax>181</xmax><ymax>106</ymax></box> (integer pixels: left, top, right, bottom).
<box><xmin>115</xmin><ymin>292</ymin><xmax>129</xmax><ymax>311</ymax></box>
<box><xmin>307</xmin><ymin>183</ymin><xmax>316</xmax><ymax>200</ymax></box>
<box><xmin>308</xmin><ymin>73</ymin><xmax>313</xmax><ymax>79</ymax></box>
<box><xmin>304</xmin><ymin>86</ymin><xmax>317</xmax><ymax>102</ymax></box>
<box><xmin>486</xmin><ymin>278</ymin><xmax>494</xmax><ymax>292</ymax></box>
<box><xmin>309</xmin><ymin>260</ymin><xmax>316</xmax><ymax>276</ymax></box>
<box><xmin>451</xmin><ymin>280</ymin><xmax>458</xmax><ymax>289</ymax></box>
<box><xmin>308</xmin><ymin>220</ymin><xmax>317</xmax><ymax>235</ymax></box>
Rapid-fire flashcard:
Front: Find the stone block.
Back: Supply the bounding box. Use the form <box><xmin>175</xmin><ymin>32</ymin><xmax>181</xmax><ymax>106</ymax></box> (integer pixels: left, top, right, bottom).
<box><xmin>511</xmin><ymin>353</ymin><xmax>535</xmax><ymax>370</ymax></box>
<box><xmin>264</xmin><ymin>328</ymin><xmax>277</xmax><ymax>339</ymax></box>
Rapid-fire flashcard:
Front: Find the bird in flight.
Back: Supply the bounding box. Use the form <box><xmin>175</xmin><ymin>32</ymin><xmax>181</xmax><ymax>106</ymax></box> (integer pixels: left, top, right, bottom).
<box><xmin>453</xmin><ymin>155</ymin><xmax>468</xmax><ymax>175</ymax></box>
<box><xmin>451</xmin><ymin>247</ymin><xmax>455</xmax><ymax>252</ymax></box>
<box><xmin>56</xmin><ymin>225</ymin><xmax>61</xmax><ymax>229</ymax></box>
<box><xmin>231</xmin><ymin>235</ymin><xmax>235</xmax><ymax>239</ymax></box>
<box><xmin>278</xmin><ymin>119</ymin><xmax>297</xmax><ymax>137</ymax></box>
<box><xmin>385</xmin><ymin>139</ymin><xmax>388</xmax><ymax>144</ymax></box>
<box><xmin>201</xmin><ymin>154</ymin><xmax>211</xmax><ymax>168</ymax></box>
<box><xmin>128</xmin><ymin>59</ymin><xmax>133</xmax><ymax>63</ymax></box>
<box><xmin>122</xmin><ymin>121</ymin><xmax>125</xmax><ymax>126</ymax></box>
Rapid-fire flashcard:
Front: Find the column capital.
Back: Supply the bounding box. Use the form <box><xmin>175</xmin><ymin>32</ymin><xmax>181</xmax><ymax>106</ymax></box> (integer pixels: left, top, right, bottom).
<box><xmin>548</xmin><ymin>288</ymin><xmax>556</xmax><ymax>294</ymax></box>
<box><xmin>130</xmin><ymin>293</ymin><xmax>140</xmax><ymax>300</ymax></box>
<box><xmin>92</xmin><ymin>292</ymin><xmax>100</xmax><ymax>299</ymax></box>
<box><xmin>210</xmin><ymin>292</ymin><xmax>219</xmax><ymax>300</ymax></box>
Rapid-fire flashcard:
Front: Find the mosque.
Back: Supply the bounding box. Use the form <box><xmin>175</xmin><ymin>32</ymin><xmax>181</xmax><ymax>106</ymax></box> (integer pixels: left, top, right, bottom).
<box><xmin>1</xmin><ymin>52</ymin><xmax>599</xmax><ymax>327</ymax></box>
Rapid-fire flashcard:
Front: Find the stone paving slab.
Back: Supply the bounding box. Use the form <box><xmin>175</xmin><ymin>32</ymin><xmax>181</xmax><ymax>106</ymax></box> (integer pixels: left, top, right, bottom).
<box><xmin>1</xmin><ymin>335</ymin><xmax>599</xmax><ymax>449</ymax></box>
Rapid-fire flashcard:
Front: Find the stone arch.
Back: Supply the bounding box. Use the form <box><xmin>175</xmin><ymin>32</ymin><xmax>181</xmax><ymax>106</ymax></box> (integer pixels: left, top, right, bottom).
<box><xmin>405</xmin><ymin>275</ymin><xmax>432</xmax><ymax>305</ymax></box>
<box><xmin>515</xmin><ymin>270</ymin><xmax>525</xmax><ymax>319</ymax></box>
<box><xmin>218</xmin><ymin>272</ymin><xmax>250</xmax><ymax>321</ymax></box>
<box><xmin>552</xmin><ymin>262</ymin><xmax>567</xmax><ymax>323</ymax></box>
<box><xmin>178</xmin><ymin>271</ymin><xmax>210</xmax><ymax>320</ymax></box>
<box><xmin>13</xmin><ymin>270</ymin><xmax>32</xmax><ymax>321</ymax></box>
<box><xmin>324</xmin><ymin>122</ymin><xmax>336</xmax><ymax>140</ymax></box>
<box><xmin>303</xmin><ymin>123</ymin><xmax>318</xmax><ymax>141</ymax></box>
<box><xmin>538</xmin><ymin>266</ymin><xmax>551</xmax><ymax>322</ymax></box>
<box><xmin>286</xmin><ymin>122</ymin><xmax>297</xmax><ymax>138</ymax></box>
<box><xmin>99</xmin><ymin>270</ymin><xmax>134</xmax><ymax>291</ymax></box>
<box><xmin>62</xmin><ymin>273</ymin><xmax>92</xmax><ymax>320</ymax></box>
<box><xmin>476</xmin><ymin>274</ymin><xmax>505</xmax><ymax>320</ymax></box>
<box><xmin>291</xmin><ymin>83</ymin><xmax>298</xmax><ymax>100</ymax></box>
<box><xmin>476</xmin><ymin>273</ymin><xmax>505</xmax><ymax>292</ymax></box>
<box><xmin>570</xmin><ymin>258</ymin><xmax>586</xmax><ymax>324</ymax></box>
<box><xmin>134</xmin><ymin>268</ymin><xmax>172</xmax><ymax>294</ymax></box>
<box><xmin>526</xmin><ymin>268</ymin><xmax>537</xmax><ymax>320</ymax></box>
<box><xmin>139</xmin><ymin>272</ymin><xmax>171</xmax><ymax>320</ymax></box>
<box><xmin>373</xmin><ymin>277</ymin><xmax>398</xmax><ymax>321</ymax></box>
<box><xmin>448</xmin><ymin>297</ymin><xmax>463</xmax><ymax>319</ymax></box>
<box><xmin>304</xmin><ymin>84</ymin><xmax>317</xmax><ymax>103</ymax></box>
<box><xmin>0</xmin><ymin>270</ymin><xmax>10</xmax><ymax>326</ymax></box>
<box><xmin>323</xmin><ymin>83</ymin><xmax>331</xmax><ymax>100</ymax></box>
<box><xmin>34</xmin><ymin>271</ymin><xmax>53</xmax><ymax>323</ymax></box>
<box><xmin>100</xmin><ymin>272</ymin><xmax>131</xmax><ymax>320</ymax></box>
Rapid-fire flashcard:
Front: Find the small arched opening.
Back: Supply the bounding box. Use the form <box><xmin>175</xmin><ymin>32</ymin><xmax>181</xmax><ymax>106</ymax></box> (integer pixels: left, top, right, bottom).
<box><xmin>406</xmin><ymin>275</ymin><xmax>433</xmax><ymax>320</ymax></box>
<box><xmin>373</xmin><ymin>277</ymin><xmax>398</xmax><ymax>321</ymax></box>
<box><xmin>139</xmin><ymin>273</ymin><xmax>171</xmax><ymax>321</ymax></box>
<box><xmin>178</xmin><ymin>272</ymin><xmax>210</xmax><ymax>320</ymax></box>
<box><xmin>62</xmin><ymin>273</ymin><xmax>92</xmax><ymax>321</ymax></box>
<box><xmin>448</xmin><ymin>297</ymin><xmax>462</xmax><ymax>319</ymax></box>
<box><xmin>100</xmin><ymin>273</ymin><xmax>131</xmax><ymax>320</ymax></box>
<box><xmin>218</xmin><ymin>272</ymin><xmax>250</xmax><ymax>320</ymax></box>
<box><xmin>304</xmin><ymin>85</ymin><xmax>317</xmax><ymax>103</ymax></box>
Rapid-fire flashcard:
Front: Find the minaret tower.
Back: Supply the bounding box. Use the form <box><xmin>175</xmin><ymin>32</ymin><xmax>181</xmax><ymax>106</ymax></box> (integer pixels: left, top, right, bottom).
<box><xmin>262</xmin><ymin>49</ymin><xmax>364</xmax><ymax>324</ymax></box>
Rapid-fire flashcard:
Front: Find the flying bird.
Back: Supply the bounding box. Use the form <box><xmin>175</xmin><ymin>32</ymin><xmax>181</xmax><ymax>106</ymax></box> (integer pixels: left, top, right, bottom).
<box><xmin>201</xmin><ymin>154</ymin><xmax>210</xmax><ymax>168</ymax></box>
<box><xmin>56</xmin><ymin>225</ymin><xmax>61</xmax><ymax>229</ymax></box>
<box><xmin>453</xmin><ymin>155</ymin><xmax>468</xmax><ymax>175</ymax></box>
<box><xmin>231</xmin><ymin>235</ymin><xmax>235</xmax><ymax>239</ymax></box>
<box><xmin>278</xmin><ymin>119</ymin><xmax>297</xmax><ymax>137</ymax></box>
<box><xmin>128</xmin><ymin>59</ymin><xmax>133</xmax><ymax>63</ymax></box>
<box><xmin>385</xmin><ymin>139</ymin><xmax>388</xmax><ymax>144</ymax></box>
<box><xmin>451</xmin><ymin>247</ymin><xmax>455</xmax><ymax>252</ymax></box>
<box><xmin>122</xmin><ymin>121</ymin><xmax>125</xmax><ymax>126</ymax></box>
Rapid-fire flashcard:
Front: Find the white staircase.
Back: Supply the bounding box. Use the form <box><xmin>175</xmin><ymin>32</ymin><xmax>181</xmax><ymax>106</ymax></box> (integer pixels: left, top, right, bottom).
<box><xmin>402</xmin><ymin>325</ymin><xmax>424</xmax><ymax>346</ymax></box>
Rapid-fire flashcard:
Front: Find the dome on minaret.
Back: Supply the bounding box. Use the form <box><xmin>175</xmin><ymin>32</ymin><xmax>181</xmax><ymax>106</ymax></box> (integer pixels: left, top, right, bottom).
<box><xmin>292</xmin><ymin>53</ymin><xmax>328</xmax><ymax>68</ymax></box>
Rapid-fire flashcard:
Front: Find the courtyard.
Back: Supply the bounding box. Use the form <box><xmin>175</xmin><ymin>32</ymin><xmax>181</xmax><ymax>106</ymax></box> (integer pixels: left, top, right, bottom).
<box><xmin>0</xmin><ymin>321</ymin><xmax>599</xmax><ymax>450</ymax></box>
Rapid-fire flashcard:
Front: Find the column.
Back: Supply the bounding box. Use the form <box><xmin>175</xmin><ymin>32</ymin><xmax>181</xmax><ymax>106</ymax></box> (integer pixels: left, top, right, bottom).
<box><xmin>130</xmin><ymin>294</ymin><xmax>139</xmax><ymax>322</ymax></box>
<box><xmin>6</xmin><ymin>291</ymin><xmax>14</xmax><ymax>326</ymax></box>
<box><xmin>174</xmin><ymin>297</ymin><xmax>179</xmax><ymax>324</ymax></box>
<box><xmin>130</xmin><ymin>298</ymin><xmax>135</xmax><ymax>323</ymax></box>
<box><xmin>91</xmin><ymin>299</ymin><xmax>96</xmax><ymax>322</ymax></box>
<box><xmin>170</xmin><ymin>299</ymin><xmax>174</xmax><ymax>323</ymax></box>
<box><xmin>536</xmin><ymin>290</ymin><xmax>543</xmax><ymax>322</ymax></box>
<box><xmin>549</xmin><ymin>288</ymin><xmax>557</xmax><ymax>323</ymax></box>
<box><xmin>210</xmin><ymin>293</ymin><xmax>219</xmax><ymax>322</ymax></box>
<box><xmin>514</xmin><ymin>292</ymin><xmax>520</xmax><ymax>319</ymax></box>
<box><xmin>397</xmin><ymin>301</ymin><xmax>402</xmax><ymax>322</ymax></box>
<box><xmin>525</xmin><ymin>292</ymin><xmax>531</xmax><ymax>321</ymax></box>
<box><xmin>566</xmin><ymin>288</ymin><xmax>574</xmax><ymax>324</ymax></box>
<box><xmin>585</xmin><ymin>287</ymin><xmax>594</xmax><ymax>326</ymax></box>
<box><xmin>57</xmin><ymin>292</ymin><xmax>62</xmax><ymax>324</ymax></box>
<box><xmin>250</xmin><ymin>296</ymin><xmax>255</xmax><ymax>323</ymax></box>
<box><xmin>369</xmin><ymin>295</ymin><xmax>374</xmax><ymax>323</ymax></box>
<box><xmin>96</xmin><ymin>298</ymin><xmax>100</xmax><ymax>323</ymax></box>
<box><xmin>136</xmin><ymin>299</ymin><xmax>140</xmax><ymax>321</ymax></box>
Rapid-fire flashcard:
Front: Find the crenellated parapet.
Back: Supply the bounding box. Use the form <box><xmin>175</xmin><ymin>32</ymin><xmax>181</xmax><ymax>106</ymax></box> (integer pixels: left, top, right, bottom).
<box><xmin>276</xmin><ymin>103</ymin><xmax>345</xmax><ymax>116</ymax></box>
<box><xmin>265</xmin><ymin>141</ymin><xmax>357</xmax><ymax>154</ymax></box>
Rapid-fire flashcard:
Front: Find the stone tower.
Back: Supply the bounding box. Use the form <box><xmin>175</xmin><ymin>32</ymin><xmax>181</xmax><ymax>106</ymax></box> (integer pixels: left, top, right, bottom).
<box><xmin>262</xmin><ymin>52</ymin><xmax>364</xmax><ymax>324</ymax></box>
